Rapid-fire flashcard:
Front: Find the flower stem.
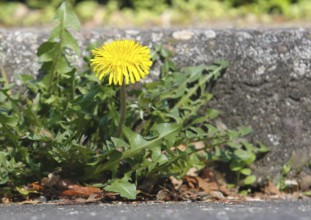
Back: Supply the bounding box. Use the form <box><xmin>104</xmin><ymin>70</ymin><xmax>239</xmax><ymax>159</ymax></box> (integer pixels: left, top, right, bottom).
<box><xmin>116</xmin><ymin>83</ymin><xmax>126</xmax><ymax>137</ymax></box>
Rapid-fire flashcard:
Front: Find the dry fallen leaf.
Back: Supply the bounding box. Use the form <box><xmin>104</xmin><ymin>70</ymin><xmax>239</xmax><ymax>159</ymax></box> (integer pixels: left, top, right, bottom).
<box><xmin>180</xmin><ymin>190</ymin><xmax>200</xmax><ymax>201</ymax></box>
<box><xmin>156</xmin><ymin>190</ymin><xmax>171</xmax><ymax>201</ymax></box>
<box><xmin>41</xmin><ymin>173</ymin><xmax>60</xmax><ymax>188</ymax></box>
<box><xmin>184</xmin><ymin>176</ymin><xmax>198</xmax><ymax>189</ymax></box>
<box><xmin>263</xmin><ymin>181</ymin><xmax>281</xmax><ymax>195</ymax></box>
<box><xmin>218</xmin><ymin>184</ymin><xmax>232</xmax><ymax>196</ymax></box>
<box><xmin>18</xmin><ymin>200</ymin><xmax>42</xmax><ymax>205</ymax></box>
<box><xmin>28</xmin><ymin>182</ymin><xmax>45</xmax><ymax>192</ymax></box>
<box><xmin>196</xmin><ymin>176</ymin><xmax>219</xmax><ymax>193</ymax></box>
<box><xmin>60</xmin><ymin>184</ymin><xmax>102</xmax><ymax>198</ymax></box>
<box><xmin>1</xmin><ymin>197</ymin><xmax>10</xmax><ymax>204</ymax></box>
<box><xmin>210</xmin><ymin>191</ymin><xmax>225</xmax><ymax>200</ymax></box>
<box><xmin>199</xmin><ymin>168</ymin><xmax>233</xmax><ymax>196</ymax></box>
<box><xmin>169</xmin><ymin>176</ymin><xmax>183</xmax><ymax>190</ymax></box>
<box><xmin>187</xmin><ymin>167</ymin><xmax>199</xmax><ymax>177</ymax></box>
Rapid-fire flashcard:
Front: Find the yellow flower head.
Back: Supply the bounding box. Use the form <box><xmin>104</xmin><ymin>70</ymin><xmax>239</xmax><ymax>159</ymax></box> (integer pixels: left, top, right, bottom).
<box><xmin>90</xmin><ymin>40</ymin><xmax>153</xmax><ymax>86</ymax></box>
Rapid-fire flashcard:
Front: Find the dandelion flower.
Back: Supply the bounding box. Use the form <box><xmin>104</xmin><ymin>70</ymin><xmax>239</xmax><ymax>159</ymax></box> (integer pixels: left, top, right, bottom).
<box><xmin>90</xmin><ymin>40</ymin><xmax>153</xmax><ymax>86</ymax></box>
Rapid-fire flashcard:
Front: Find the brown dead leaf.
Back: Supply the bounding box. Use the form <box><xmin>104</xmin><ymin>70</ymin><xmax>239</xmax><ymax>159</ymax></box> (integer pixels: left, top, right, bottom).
<box><xmin>180</xmin><ymin>190</ymin><xmax>200</xmax><ymax>201</ymax></box>
<box><xmin>210</xmin><ymin>191</ymin><xmax>225</xmax><ymax>200</ymax></box>
<box><xmin>41</xmin><ymin>173</ymin><xmax>60</xmax><ymax>188</ymax></box>
<box><xmin>170</xmin><ymin>144</ymin><xmax>187</xmax><ymax>152</ymax></box>
<box><xmin>263</xmin><ymin>181</ymin><xmax>281</xmax><ymax>195</ymax></box>
<box><xmin>18</xmin><ymin>199</ymin><xmax>41</xmax><ymax>205</ymax></box>
<box><xmin>60</xmin><ymin>194</ymin><xmax>103</xmax><ymax>204</ymax></box>
<box><xmin>184</xmin><ymin>176</ymin><xmax>198</xmax><ymax>189</ymax></box>
<box><xmin>183</xmin><ymin>176</ymin><xmax>219</xmax><ymax>194</ymax></box>
<box><xmin>180</xmin><ymin>172</ymin><xmax>237</xmax><ymax>201</ymax></box>
<box><xmin>60</xmin><ymin>185</ymin><xmax>102</xmax><ymax>198</ymax></box>
<box><xmin>28</xmin><ymin>182</ymin><xmax>45</xmax><ymax>192</ymax></box>
<box><xmin>1</xmin><ymin>197</ymin><xmax>10</xmax><ymax>204</ymax></box>
<box><xmin>192</xmin><ymin>141</ymin><xmax>205</xmax><ymax>150</ymax></box>
<box><xmin>218</xmin><ymin>184</ymin><xmax>233</xmax><ymax>196</ymax></box>
<box><xmin>103</xmin><ymin>191</ymin><xmax>119</xmax><ymax>200</ymax></box>
<box><xmin>169</xmin><ymin>176</ymin><xmax>183</xmax><ymax>190</ymax></box>
<box><xmin>196</xmin><ymin>176</ymin><xmax>219</xmax><ymax>193</ymax></box>
<box><xmin>199</xmin><ymin>168</ymin><xmax>234</xmax><ymax>196</ymax></box>
<box><xmin>186</xmin><ymin>167</ymin><xmax>199</xmax><ymax>177</ymax></box>
<box><xmin>156</xmin><ymin>190</ymin><xmax>171</xmax><ymax>201</ymax></box>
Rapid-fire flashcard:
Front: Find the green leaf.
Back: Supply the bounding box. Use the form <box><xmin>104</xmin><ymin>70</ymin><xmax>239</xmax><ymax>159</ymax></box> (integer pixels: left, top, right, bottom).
<box><xmin>48</xmin><ymin>25</ymin><xmax>61</xmax><ymax>41</ymax></box>
<box><xmin>151</xmin><ymin>146</ymin><xmax>169</xmax><ymax>165</ymax></box>
<box><xmin>18</xmin><ymin>74</ymin><xmax>34</xmax><ymax>83</ymax></box>
<box><xmin>15</xmin><ymin>186</ymin><xmax>38</xmax><ymax>196</ymax></box>
<box><xmin>108</xmin><ymin>150</ymin><xmax>122</xmax><ymax>178</ymax></box>
<box><xmin>122</xmin><ymin>126</ymin><xmax>149</xmax><ymax>151</ymax></box>
<box><xmin>0</xmin><ymin>83</ymin><xmax>14</xmax><ymax>92</ymax></box>
<box><xmin>55</xmin><ymin>55</ymin><xmax>73</xmax><ymax>74</ymax></box>
<box><xmin>104</xmin><ymin>177</ymin><xmax>136</xmax><ymax>199</ymax></box>
<box><xmin>0</xmin><ymin>112</ymin><xmax>18</xmax><ymax>127</ymax></box>
<box><xmin>238</xmin><ymin>127</ymin><xmax>253</xmax><ymax>136</ymax></box>
<box><xmin>111</xmin><ymin>137</ymin><xmax>130</xmax><ymax>149</ymax></box>
<box><xmin>244</xmin><ymin>153</ymin><xmax>256</xmax><ymax>165</ymax></box>
<box><xmin>44</xmin><ymin>95</ymin><xmax>56</xmax><ymax>104</ymax></box>
<box><xmin>214</xmin><ymin>60</ymin><xmax>229</xmax><ymax>69</ymax></box>
<box><xmin>206</xmin><ymin>108</ymin><xmax>220</xmax><ymax>120</ymax></box>
<box><xmin>93</xmin><ymin>123</ymin><xmax>180</xmax><ymax>176</ymax></box>
<box><xmin>182</xmin><ymin>65</ymin><xmax>206</xmax><ymax>81</ymax></box>
<box><xmin>62</xmin><ymin>29</ymin><xmax>81</xmax><ymax>55</ymax></box>
<box><xmin>281</xmin><ymin>160</ymin><xmax>292</xmax><ymax>175</ymax></box>
<box><xmin>0</xmin><ymin>173</ymin><xmax>8</xmax><ymax>185</ymax></box>
<box><xmin>123</xmin><ymin>123</ymin><xmax>180</xmax><ymax>155</ymax></box>
<box><xmin>234</xmin><ymin>149</ymin><xmax>251</xmax><ymax>161</ymax></box>
<box><xmin>240</xmin><ymin>168</ymin><xmax>252</xmax><ymax>175</ymax></box>
<box><xmin>233</xmin><ymin>145</ymin><xmax>256</xmax><ymax>165</ymax></box>
<box><xmin>257</xmin><ymin>142</ymin><xmax>270</xmax><ymax>153</ymax></box>
<box><xmin>229</xmin><ymin>160</ymin><xmax>244</xmax><ymax>171</ymax></box>
<box><xmin>239</xmin><ymin>189</ymin><xmax>250</xmax><ymax>195</ymax></box>
<box><xmin>150</xmin><ymin>123</ymin><xmax>180</xmax><ymax>147</ymax></box>
<box><xmin>37</xmin><ymin>42</ymin><xmax>57</xmax><ymax>62</ymax></box>
<box><xmin>54</xmin><ymin>0</ymin><xmax>80</xmax><ymax>31</ymax></box>
<box><xmin>243</xmin><ymin>175</ymin><xmax>256</xmax><ymax>185</ymax></box>
<box><xmin>159</xmin><ymin>47</ymin><xmax>173</xmax><ymax>58</ymax></box>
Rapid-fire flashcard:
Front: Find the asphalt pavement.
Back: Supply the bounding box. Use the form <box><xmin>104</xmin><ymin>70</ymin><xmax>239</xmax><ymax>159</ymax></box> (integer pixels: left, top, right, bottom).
<box><xmin>1</xmin><ymin>199</ymin><xmax>311</xmax><ymax>220</ymax></box>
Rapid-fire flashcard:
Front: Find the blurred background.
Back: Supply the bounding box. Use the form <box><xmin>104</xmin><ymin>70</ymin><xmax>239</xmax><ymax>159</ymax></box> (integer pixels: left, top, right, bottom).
<box><xmin>1</xmin><ymin>0</ymin><xmax>311</xmax><ymax>28</ymax></box>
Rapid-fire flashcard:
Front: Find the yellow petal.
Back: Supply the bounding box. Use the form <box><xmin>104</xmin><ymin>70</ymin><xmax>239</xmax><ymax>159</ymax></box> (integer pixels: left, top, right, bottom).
<box><xmin>90</xmin><ymin>39</ymin><xmax>153</xmax><ymax>86</ymax></box>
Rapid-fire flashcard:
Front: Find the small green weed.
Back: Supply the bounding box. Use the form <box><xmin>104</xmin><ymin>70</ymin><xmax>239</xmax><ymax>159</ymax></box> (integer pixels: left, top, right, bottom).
<box><xmin>0</xmin><ymin>0</ymin><xmax>267</xmax><ymax>200</ymax></box>
<box><xmin>277</xmin><ymin>159</ymin><xmax>292</xmax><ymax>191</ymax></box>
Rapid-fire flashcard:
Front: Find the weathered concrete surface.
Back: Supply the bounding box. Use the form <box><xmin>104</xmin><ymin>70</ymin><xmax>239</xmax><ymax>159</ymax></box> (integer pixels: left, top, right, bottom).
<box><xmin>1</xmin><ymin>200</ymin><xmax>311</xmax><ymax>220</ymax></box>
<box><xmin>0</xmin><ymin>28</ymin><xmax>311</xmax><ymax>186</ymax></box>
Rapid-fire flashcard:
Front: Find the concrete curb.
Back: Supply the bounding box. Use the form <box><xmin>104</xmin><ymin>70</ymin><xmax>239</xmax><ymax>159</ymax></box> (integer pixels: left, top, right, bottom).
<box><xmin>0</xmin><ymin>28</ymin><xmax>311</xmax><ymax>185</ymax></box>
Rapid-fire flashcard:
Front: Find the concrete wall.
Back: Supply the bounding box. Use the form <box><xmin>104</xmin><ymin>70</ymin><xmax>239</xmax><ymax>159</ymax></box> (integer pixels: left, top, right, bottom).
<box><xmin>0</xmin><ymin>28</ymin><xmax>311</xmax><ymax>186</ymax></box>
